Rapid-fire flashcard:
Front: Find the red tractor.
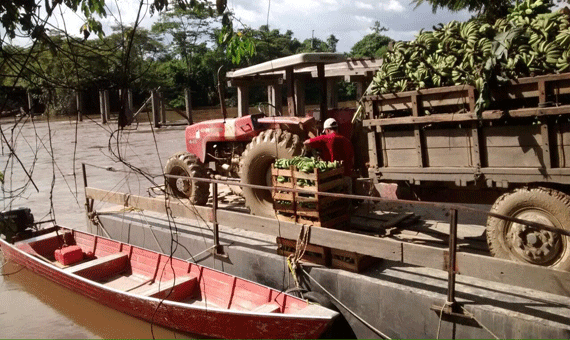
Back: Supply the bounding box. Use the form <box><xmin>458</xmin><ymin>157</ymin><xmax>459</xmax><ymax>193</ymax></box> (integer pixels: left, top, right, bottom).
<box><xmin>164</xmin><ymin>114</ymin><xmax>317</xmax><ymax>217</ymax></box>
<box><xmin>164</xmin><ymin>53</ymin><xmax>352</xmax><ymax>217</ymax></box>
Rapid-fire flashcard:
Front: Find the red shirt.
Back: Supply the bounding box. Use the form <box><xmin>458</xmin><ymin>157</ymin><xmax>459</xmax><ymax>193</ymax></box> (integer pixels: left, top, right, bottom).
<box><xmin>305</xmin><ymin>132</ymin><xmax>354</xmax><ymax>176</ymax></box>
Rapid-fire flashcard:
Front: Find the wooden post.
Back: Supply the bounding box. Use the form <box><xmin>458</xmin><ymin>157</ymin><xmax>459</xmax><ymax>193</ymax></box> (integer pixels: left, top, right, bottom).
<box><xmin>411</xmin><ymin>94</ymin><xmax>424</xmax><ymax>168</ymax></box>
<box><xmin>285</xmin><ymin>67</ymin><xmax>296</xmax><ymax>117</ymax></box>
<box><xmin>237</xmin><ymin>86</ymin><xmax>249</xmax><ymax>117</ymax></box>
<box><xmin>104</xmin><ymin>90</ymin><xmax>110</xmax><ymax>123</ymax></box>
<box><xmin>76</xmin><ymin>90</ymin><xmax>83</xmax><ymax>122</ymax></box>
<box><xmin>356</xmin><ymin>82</ymin><xmax>364</xmax><ymax>99</ymax></box>
<box><xmin>294</xmin><ymin>78</ymin><xmax>306</xmax><ymax>116</ymax></box>
<box><xmin>27</xmin><ymin>90</ymin><xmax>34</xmax><ymax>115</ymax></box>
<box><xmin>151</xmin><ymin>90</ymin><xmax>160</xmax><ymax>128</ymax></box>
<box><xmin>317</xmin><ymin>64</ymin><xmax>327</xmax><ymax>121</ymax></box>
<box><xmin>185</xmin><ymin>88</ymin><xmax>193</xmax><ymax>125</ymax></box>
<box><xmin>267</xmin><ymin>83</ymin><xmax>283</xmax><ymax>116</ymax></box>
<box><xmin>326</xmin><ymin>77</ymin><xmax>339</xmax><ymax>109</ymax></box>
<box><xmin>160</xmin><ymin>90</ymin><xmax>166</xmax><ymax>125</ymax></box>
<box><xmin>99</xmin><ymin>90</ymin><xmax>107</xmax><ymax>124</ymax></box>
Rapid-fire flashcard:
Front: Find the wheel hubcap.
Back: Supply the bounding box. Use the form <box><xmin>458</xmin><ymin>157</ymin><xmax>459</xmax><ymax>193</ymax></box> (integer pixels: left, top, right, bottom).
<box><xmin>173</xmin><ymin>167</ymin><xmax>191</xmax><ymax>195</ymax></box>
<box><xmin>507</xmin><ymin>210</ymin><xmax>561</xmax><ymax>265</ymax></box>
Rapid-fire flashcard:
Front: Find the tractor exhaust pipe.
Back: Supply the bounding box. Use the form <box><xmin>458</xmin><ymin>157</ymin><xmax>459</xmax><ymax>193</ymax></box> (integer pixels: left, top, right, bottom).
<box><xmin>217</xmin><ymin>66</ymin><xmax>227</xmax><ymax>121</ymax></box>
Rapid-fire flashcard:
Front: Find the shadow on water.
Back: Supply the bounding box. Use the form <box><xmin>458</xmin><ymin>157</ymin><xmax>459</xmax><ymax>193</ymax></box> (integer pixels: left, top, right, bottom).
<box><xmin>0</xmin><ymin>260</ymin><xmax>196</xmax><ymax>339</ymax></box>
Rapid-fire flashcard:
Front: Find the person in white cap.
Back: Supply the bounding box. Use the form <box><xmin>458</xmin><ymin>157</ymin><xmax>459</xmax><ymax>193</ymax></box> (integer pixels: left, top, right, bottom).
<box><xmin>303</xmin><ymin>118</ymin><xmax>354</xmax><ymax>193</ymax></box>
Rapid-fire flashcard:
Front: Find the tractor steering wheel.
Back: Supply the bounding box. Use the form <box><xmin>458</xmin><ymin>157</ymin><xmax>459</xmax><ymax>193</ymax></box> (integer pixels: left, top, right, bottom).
<box><xmin>257</xmin><ymin>102</ymin><xmax>282</xmax><ymax>117</ymax></box>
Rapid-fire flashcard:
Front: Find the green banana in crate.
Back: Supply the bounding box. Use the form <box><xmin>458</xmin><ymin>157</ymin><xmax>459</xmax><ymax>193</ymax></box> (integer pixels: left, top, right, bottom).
<box><xmin>274</xmin><ymin>156</ymin><xmax>342</xmax><ymax>174</ymax></box>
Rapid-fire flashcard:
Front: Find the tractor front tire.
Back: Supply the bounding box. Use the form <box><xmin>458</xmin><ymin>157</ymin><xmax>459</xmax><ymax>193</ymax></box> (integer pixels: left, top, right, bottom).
<box><xmin>486</xmin><ymin>187</ymin><xmax>570</xmax><ymax>270</ymax></box>
<box><xmin>239</xmin><ymin>129</ymin><xmax>303</xmax><ymax>217</ymax></box>
<box><xmin>164</xmin><ymin>152</ymin><xmax>210</xmax><ymax>205</ymax></box>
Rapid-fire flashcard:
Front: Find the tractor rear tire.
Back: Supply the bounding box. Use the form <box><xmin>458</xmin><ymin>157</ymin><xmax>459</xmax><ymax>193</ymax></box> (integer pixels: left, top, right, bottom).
<box><xmin>239</xmin><ymin>129</ymin><xmax>303</xmax><ymax>217</ymax></box>
<box><xmin>164</xmin><ymin>152</ymin><xmax>210</xmax><ymax>205</ymax></box>
<box><xmin>486</xmin><ymin>187</ymin><xmax>570</xmax><ymax>270</ymax></box>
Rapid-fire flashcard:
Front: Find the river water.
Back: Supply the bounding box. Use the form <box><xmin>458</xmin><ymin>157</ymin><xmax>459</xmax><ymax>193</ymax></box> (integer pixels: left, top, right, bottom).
<box><xmin>0</xmin><ymin>117</ymin><xmax>197</xmax><ymax>338</ymax></box>
<box><xmin>0</xmin><ymin>259</ymin><xmax>192</xmax><ymax>338</ymax></box>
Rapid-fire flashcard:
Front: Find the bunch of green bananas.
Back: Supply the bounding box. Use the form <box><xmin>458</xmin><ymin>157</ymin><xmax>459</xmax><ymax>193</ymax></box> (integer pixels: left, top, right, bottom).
<box><xmin>370</xmin><ymin>0</ymin><xmax>570</xmax><ymax>111</ymax></box>
<box><xmin>274</xmin><ymin>156</ymin><xmax>340</xmax><ymax>173</ymax></box>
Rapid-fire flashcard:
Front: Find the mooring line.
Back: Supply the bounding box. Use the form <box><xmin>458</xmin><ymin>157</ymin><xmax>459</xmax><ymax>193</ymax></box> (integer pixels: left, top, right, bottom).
<box><xmin>300</xmin><ymin>267</ymin><xmax>391</xmax><ymax>339</ymax></box>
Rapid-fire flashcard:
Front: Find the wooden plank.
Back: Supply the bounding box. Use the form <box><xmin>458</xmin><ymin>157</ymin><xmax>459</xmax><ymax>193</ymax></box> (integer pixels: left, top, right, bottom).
<box><xmin>363</xmin><ymin>111</ymin><xmax>503</xmax><ymax>127</ymax></box>
<box><xmin>363</xmin><ymin>84</ymin><xmax>475</xmax><ymax>100</ymax></box>
<box><xmin>139</xmin><ymin>276</ymin><xmax>197</xmax><ymax>301</ymax></box>
<box><xmin>483</xmin><ymin>125</ymin><xmax>541</xmax><ymax>146</ymax></box>
<box><xmin>425</xmin><ymin>148</ymin><xmax>470</xmax><ymax>168</ymax></box>
<box><xmin>412</xmin><ymin>94</ymin><xmax>424</xmax><ymax>167</ymax></box>
<box><xmin>66</xmin><ymin>253</ymin><xmax>129</xmax><ymax>281</ymax></box>
<box><xmin>368</xmin><ymin>130</ymin><xmax>380</xmax><ymax>167</ymax></box>
<box><xmin>385</xmin><ymin>149</ymin><xmax>417</xmax><ymax>167</ymax></box>
<box><xmin>541</xmin><ymin>122</ymin><xmax>552</xmax><ymax>169</ymax></box>
<box><xmin>486</xmin><ymin>146</ymin><xmax>544</xmax><ymax>168</ymax></box>
<box><xmin>507</xmin><ymin>71</ymin><xmax>570</xmax><ymax>85</ymax></box>
<box><xmin>424</xmin><ymin>129</ymin><xmax>471</xmax><ymax>148</ymax></box>
<box><xmin>383</xmin><ymin>130</ymin><xmax>415</xmax><ymax>149</ymax></box>
<box><xmin>85</xmin><ymin>188</ymin><xmax>403</xmax><ymax>261</ymax></box>
<box><xmin>507</xmin><ymin>105</ymin><xmax>570</xmax><ymax>118</ymax></box>
<box><xmin>89</xmin><ymin>188</ymin><xmax>570</xmax><ymax>297</ymax></box>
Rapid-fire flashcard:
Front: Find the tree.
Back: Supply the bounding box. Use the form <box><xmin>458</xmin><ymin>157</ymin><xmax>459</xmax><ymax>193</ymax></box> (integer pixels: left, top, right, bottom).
<box><xmin>326</xmin><ymin>35</ymin><xmax>339</xmax><ymax>52</ymax></box>
<box><xmin>151</xmin><ymin>3</ymin><xmax>219</xmax><ymax>73</ymax></box>
<box><xmin>349</xmin><ymin>22</ymin><xmax>392</xmax><ymax>58</ymax></box>
<box><xmin>247</xmin><ymin>26</ymin><xmax>301</xmax><ymax>65</ymax></box>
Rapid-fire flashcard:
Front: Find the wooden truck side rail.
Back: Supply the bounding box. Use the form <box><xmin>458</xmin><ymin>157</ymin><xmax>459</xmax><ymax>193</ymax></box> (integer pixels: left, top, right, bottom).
<box><xmin>362</xmin><ymin>72</ymin><xmax>570</xmax><ymax>188</ymax></box>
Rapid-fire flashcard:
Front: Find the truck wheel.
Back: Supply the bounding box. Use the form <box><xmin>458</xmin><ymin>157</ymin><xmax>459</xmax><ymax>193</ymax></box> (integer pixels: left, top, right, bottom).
<box><xmin>164</xmin><ymin>152</ymin><xmax>210</xmax><ymax>205</ymax></box>
<box><xmin>240</xmin><ymin>129</ymin><xmax>303</xmax><ymax>217</ymax></box>
<box><xmin>486</xmin><ymin>187</ymin><xmax>570</xmax><ymax>270</ymax></box>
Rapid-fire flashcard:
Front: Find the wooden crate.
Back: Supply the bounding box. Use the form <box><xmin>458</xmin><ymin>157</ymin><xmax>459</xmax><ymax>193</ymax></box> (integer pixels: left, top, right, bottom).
<box><xmin>276</xmin><ymin>237</ymin><xmax>330</xmax><ymax>266</ymax></box>
<box><xmin>330</xmin><ymin>248</ymin><xmax>380</xmax><ymax>273</ymax></box>
<box><xmin>272</xmin><ymin>164</ymin><xmax>348</xmax><ymax>229</ymax></box>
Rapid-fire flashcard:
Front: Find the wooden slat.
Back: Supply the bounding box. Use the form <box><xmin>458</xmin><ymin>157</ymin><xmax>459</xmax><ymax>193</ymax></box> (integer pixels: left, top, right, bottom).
<box><xmin>363</xmin><ymin>111</ymin><xmax>503</xmax><ymax>127</ymax></box>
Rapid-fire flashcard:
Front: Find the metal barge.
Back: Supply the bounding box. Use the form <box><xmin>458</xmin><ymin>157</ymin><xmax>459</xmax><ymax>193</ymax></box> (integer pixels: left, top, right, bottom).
<box><xmin>84</xmin><ymin>182</ymin><xmax>570</xmax><ymax>339</ymax></box>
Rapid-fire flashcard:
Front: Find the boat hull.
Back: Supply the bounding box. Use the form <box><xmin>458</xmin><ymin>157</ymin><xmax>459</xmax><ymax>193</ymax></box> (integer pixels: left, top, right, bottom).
<box><xmin>0</xmin><ymin>228</ymin><xmax>336</xmax><ymax>339</ymax></box>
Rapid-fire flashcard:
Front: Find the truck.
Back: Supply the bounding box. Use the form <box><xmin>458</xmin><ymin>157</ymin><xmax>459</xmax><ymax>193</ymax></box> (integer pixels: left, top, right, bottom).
<box><xmin>163</xmin><ymin>51</ymin><xmax>570</xmax><ymax>271</ymax></box>
<box><xmin>361</xmin><ymin>72</ymin><xmax>570</xmax><ymax>270</ymax></box>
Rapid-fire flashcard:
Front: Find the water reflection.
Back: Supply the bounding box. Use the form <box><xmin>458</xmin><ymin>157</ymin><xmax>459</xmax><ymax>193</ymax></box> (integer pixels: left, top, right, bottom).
<box><xmin>0</xmin><ymin>258</ymin><xmax>193</xmax><ymax>339</ymax></box>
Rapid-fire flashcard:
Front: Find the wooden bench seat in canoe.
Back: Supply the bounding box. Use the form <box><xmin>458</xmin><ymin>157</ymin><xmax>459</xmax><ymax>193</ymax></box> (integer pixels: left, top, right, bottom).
<box><xmin>251</xmin><ymin>303</ymin><xmax>281</xmax><ymax>313</ymax></box>
<box><xmin>137</xmin><ymin>276</ymin><xmax>198</xmax><ymax>301</ymax></box>
<box><xmin>65</xmin><ymin>253</ymin><xmax>129</xmax><ymax>281</ymax></box>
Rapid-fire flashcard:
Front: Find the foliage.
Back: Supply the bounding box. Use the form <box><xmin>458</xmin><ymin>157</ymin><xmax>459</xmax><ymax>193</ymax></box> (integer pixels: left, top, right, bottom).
<box><xmin>350</xmin><ymin>21</ymin><xmax>392</xmax><ymax>58</ymax></box>
<box><xmin>0</xmin><ymin>0</ymin><xmax>107</xmax><ymax>40</ymax></box>
<box><xmin>297</xmin><ymin>35</ymin><xmax>338</xmax><ymax>52</ymax></box>
<box><xmin>411</xmin><ymin>0</ymin><xmax>569</xmax><ymax>21</ymax></box>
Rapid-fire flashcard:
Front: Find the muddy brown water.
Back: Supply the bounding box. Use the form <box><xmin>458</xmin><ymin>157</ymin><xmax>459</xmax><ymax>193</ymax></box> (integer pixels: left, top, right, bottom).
<box><xmin>0</xmin><ymin>113</ymin><xmax>215</xmax><ymax>338</ymax></box>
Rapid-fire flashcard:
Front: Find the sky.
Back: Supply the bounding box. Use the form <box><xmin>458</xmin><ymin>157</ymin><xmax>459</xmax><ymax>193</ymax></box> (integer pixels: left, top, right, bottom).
<box><xmin>227</xmin><ymin>0</ymin><xmax>473</xmax><ymax>52</ymax></box>
<box><xmin>3</xmin><ymin>0</ymin><xmax>478</xmax><ymax>53</ymax></box>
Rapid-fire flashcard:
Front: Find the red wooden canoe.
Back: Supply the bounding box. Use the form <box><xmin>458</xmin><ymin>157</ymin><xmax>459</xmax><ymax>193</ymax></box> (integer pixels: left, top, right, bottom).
<box><xmin>0</xmin><ymin>225</ymin><xmax>338</xmax><ymax>338</ymax></box>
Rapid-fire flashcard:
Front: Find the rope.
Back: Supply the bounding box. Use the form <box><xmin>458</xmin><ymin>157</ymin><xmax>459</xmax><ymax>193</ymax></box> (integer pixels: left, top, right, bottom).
<box><xmin>300</xmin><ymin>267</ymin><xmax>391</xmax><ymax>340</ymax></box>
<box><xmin>87</xmin><ymin>211</ymin><xmax>111</xmax><ymax>238</ymax></box>
<box><xmin>460</xmin><ymin>306</ymin><xmax>501</xmax><ymax>339</ymax></box>
<box><xmin>286</xmin><ymin>225</ymin><xmax>311</xmax><ymax>288</ymax></box>
<box><xmin>436</xmin><ymin>301</ymin><xmax>453</xmax><ymax>339</ymax></box>
<box><xmin>186</xmin><ymin>245</ymin><xmax>217</xmax><ymax>261</ymax></box>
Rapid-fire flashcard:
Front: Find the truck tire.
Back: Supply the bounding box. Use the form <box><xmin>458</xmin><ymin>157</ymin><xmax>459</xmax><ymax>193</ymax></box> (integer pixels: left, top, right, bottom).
<box><xmin>239</xmin><ymin>129</ymin><xmax>303</xmax><ymax>217</ymax></box>
<box><xmin>164</xmin><ymin>152</ymin><xmax>210</xmax><ymax>205</ymax></box>
<box><xmin>486</xmin><ymin>187</ymin><xmax>570</xmax><ymax>270</ymax></box>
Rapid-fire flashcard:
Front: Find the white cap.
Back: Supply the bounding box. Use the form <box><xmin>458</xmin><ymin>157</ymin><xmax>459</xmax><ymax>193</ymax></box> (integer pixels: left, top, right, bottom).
<box><xmin>323</xmin><ymin>118</ymin><xmax>338</xmax><ymax>132</ymax></box>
